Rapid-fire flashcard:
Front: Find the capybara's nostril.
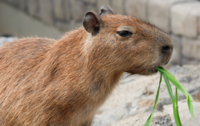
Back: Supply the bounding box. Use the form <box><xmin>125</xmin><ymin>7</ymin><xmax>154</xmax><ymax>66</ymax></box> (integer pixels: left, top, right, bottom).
<box><xmin>162</xmin><ymin>45</ymin><xmax>172</xmax><ymax>54</ymax></box>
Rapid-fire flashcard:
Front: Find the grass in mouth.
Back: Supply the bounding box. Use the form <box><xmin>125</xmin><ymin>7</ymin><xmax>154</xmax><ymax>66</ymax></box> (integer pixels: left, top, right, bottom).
<box><xmin>144</xmin><ymin>67</ymin><xmax>194</xmax><ymax>126</ymax></box>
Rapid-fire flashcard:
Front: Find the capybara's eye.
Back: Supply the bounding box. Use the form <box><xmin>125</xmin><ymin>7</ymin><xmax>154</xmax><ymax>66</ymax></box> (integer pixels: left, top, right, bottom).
<box><xmin>116</xmin><ymin>30</ymin><xmax>133</xmax><ymax>37</ymax></box>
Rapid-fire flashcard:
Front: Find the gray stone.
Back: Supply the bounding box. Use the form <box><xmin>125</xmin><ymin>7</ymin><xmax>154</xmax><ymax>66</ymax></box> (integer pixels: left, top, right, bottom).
<box><xmin>83</xmin><ymin>0</ymin><xmax>96</xmax><ymax>3</ymax></box>
<box><xmin>70</xmin><ymin>0</ymin><xmax>96</xmax><ymax>21</ymax></box>
<box><xmin>54</xmin><ymin>0</ymin><xmax>71</xmax><ymax>21</ymax></box>
<box><xmin>63</xmin><ymin>0</ymin><xmax>71</xmax><ymax>21</ymax></box>
<box><xmin>97</xmin><ymin>0</ymin><xmax>111</xmax><ymax>10</ymax></box>
<box><xmin>170</xmin><ymin>35</ymin><xmax>182</xmax><ymax>65</ymax></box>
<box><xmin>18</xmin><ymin>0</ymin><xmax>25</xmax><ymax>10</ymax></box>
<box><xmin>3</xmin><ymin>0</ymin><xmax>15</xmax><ymax>6</ymax></box>
<box><xmin>110</xmin><ymin>112</ymin><xmax>172</xmax><ymax>126</ymax></box>
<box><xmin>171</xmin><ymin>2</ymin><xmax>200</xmax><ymax>38</ymax></box>
<box><xmin>111</xmin><ymin>0</ymin><xmax>123</xmax><ymax>14</ymax></box>
<box><xmin>125</xmin><ymin>0</ymin><xmax>147</xmax><ymax>20</ymax></box>
<box><xmin>163</xmin><ymin>100</ymin><xmax>200</xmax><ymax>126</ymax></box>
<box><xmin>55</xmin><ymin>20</ymin><xmax>82</xmax><ymax>32</ymax></box>
<box><xmin>28</xmin><ymin>0</ymin><xmax>38</xmax><ymax>16</ymax></box>
<box><xmin>182</xmin><ymin>37</ymin><xmax>200</xmax><ymax>60</ymax></box>
<box><xmin>39</xmin><ymin>0</ymin><xmax>54</xmax><ymax>25</ymax></box>
<box><xmin>54</xmin><ymin>0</ymin><xmax>64</xmax><ymax>19</ymax></box>
<box><xmin>198</xmin><ymin>17</ymin><xmax>200</xmax><ymax>34</ymax></box>
<box><xmin>148</xmin><ymin>0</ymin><xmax>190</xmax><ymax>33</ymax></box>
<box><xmin>70</xmin><ymin>0</ymin><xmax>84</xmax><ymax>21</ymax></box>
<box><xmin>92</xmin><ymin>104</ymin><xmax>133</xmax><ymax>126</ymax></box>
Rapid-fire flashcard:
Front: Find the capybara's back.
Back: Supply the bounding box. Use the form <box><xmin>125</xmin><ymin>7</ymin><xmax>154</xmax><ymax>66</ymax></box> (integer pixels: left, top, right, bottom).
<box><xmin>0</xmin><ymin>38</ymin><xmax>56</xmax><ymax>125</ymax></box>
<box><xmin>0</xmin><ymin>6</ymin><xmax>173</xmax><ymax>126</ymax></box>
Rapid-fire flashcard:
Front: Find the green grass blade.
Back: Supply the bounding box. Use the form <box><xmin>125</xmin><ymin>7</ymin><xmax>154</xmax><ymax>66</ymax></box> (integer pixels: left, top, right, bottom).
<box><xmin>163</xmin><ymin>73</ymin><xmax>182</xmax><ymax>126</ymax></box>
<box><xmin>144</xmin><ymin>73</ymin><xmax>162</xmax><ymax>126</ymax></box>
<box><xmin>163</xmin><ymin>73</ymin><xmax>175</xmax><ymax>100</ymax></box>
<box><xmin>146</xmin><ymin>67</ymin><xmax>194</xmax><ymax>126</ymax></box>
<box><xmin>156</xmin><ymin>67</ymin><xmax>194</xmax><ymax>119</ymax></box>
<box><xmin>156</xmin><ymin>67</ymin><xmax>193</xmax><ymax>100</ymax></box>
<box><xmin>176</xmin><ymin>88</ymin><xmax>182</xmax><ymax>125</ymax></box>
<box><xmin>187</xmin><ymin>95</ymin><xmax>195</xmax><ymax>118</ymax></box>
<box><xmin>144</xmin><ymin>113</ymin><xmax>154</xmax><ymax>126</ymax></box>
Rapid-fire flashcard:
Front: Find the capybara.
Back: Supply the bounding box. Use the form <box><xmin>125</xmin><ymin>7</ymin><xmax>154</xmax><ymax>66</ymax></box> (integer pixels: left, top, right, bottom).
<box><xmin>0</xmin><ymin>6</ymin><xmax>173</xmax><ymax>126</ymax></box>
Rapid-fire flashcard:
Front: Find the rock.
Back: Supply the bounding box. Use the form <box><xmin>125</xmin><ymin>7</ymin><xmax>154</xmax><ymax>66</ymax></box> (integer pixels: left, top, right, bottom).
<box><xmin>110</xmin><ymin>112</ymin><xmax>172</xmax><ymax>126</ymax></box>
<box><xmin>83</xmin><ymin>0</ymin><xmax>96</xmax><ymax>3</ymax></box>
<box><xmin>111</xmin><ymin>0</ymin><xmax>123</xmax><ymax>14</ymax></box>
<box><xmin>171</xmin><ymin>1</ymin><xmax>200</xmax><ymax>38</ymax></box>
<box><xmin>163</xmin><ymin>100</ymin><xmax>200</xmax><ymax>126</ymax></box>
<box><xmin>54</xmin><ymin>0</ymin><xmax>71</xmax><ymax>21</ymax></box>
<box><xmin>17</xmin><ymin>0</ymin><xmax>26</xmax><ymax>11</ymax></box>
<box><xmin>97</xmin><ymin>0</ymin><xmax>111</xmax><ymax>10</ymax></box>
<box><xmin>125</xmin><ymin>0</ymin><xmax>147</xmax><ymax>20</ymax></box>
<box><xmin>199</xmin><ymin>17</ymin><xmax>200</xmax><ymax>34</ymax></box>
<box><xmin>170</xmin><ymin>35</ymin><xmax>182</xmax><ymax>65</ymax></box>
<box><xmin>28</xmin><ymin>0</ymin><xmax>38</xmax><ymax>17</ymax></box>
<box><xmin>148</xmin><ymin>0</ymin><xmax>197</xmax><ymax>33</ymax></box>
<box><xmin>92</xmin><ymin>103</ymin><xmax>134</xmax><ymax>126</ymax></box>
<box><xmin>54</xmin><ymin>0</ymin><xmax>64</xmax><ymax>20</ymax></box>
<box><xmin>70</xmin><ymin>0</ymin><xmax>96</xmax><ymax>21</ymax></box>
<box><xmin>182</xmin><ymin>37</ymin><xmax>200</xmax><ymax>60</ymax></box>
<box><xmin>39</xmin><ymin>0</ymin><xmax>54</xmax><ymax>25</ymax></box>
<box><xmin>147</xmin><ymin>0</ymin><xmax>186</xmax><ymax>33</ymax></box>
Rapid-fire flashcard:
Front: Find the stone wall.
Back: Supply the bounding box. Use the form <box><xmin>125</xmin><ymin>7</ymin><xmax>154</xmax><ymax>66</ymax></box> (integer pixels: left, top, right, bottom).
<box><xmin>1</xmin><ymin>0</ymin><xmax>200</xmax><ymax>65</ymax></box>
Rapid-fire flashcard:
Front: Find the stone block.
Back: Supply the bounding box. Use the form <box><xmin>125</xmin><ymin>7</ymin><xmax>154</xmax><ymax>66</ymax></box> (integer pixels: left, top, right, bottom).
<box><xmin>62</xmin><ymin>0</ymin><xmax>71</xmax><ymax>21</ymax></box>
<box><xmin>70</xmin><ymin>0</ymin><xmax>85</xmax><ymax>21</ymax></box>
<box><xmin>111</xmin><ymin>0</ymin><xmax>123</xmax><ymax>14</ymax></box>
<box><xmin>2</xmin><ymin>0</ymin><xmax>27</xmax><ymax>11</ymax></box>
<box><xmin>70</xmin><ymin>0</ymin><xmax>96</xmax><ymax>21</ymax></box>
<box><xmin>18</xmin><ymin>0</ymin><xmax>25</xmax><ymax>10</ymax></box>
<box><xmin>148</xmin><ymin>0</ymin><xmax>189</xmax><ymax>33</ymax></box>
<box><xmin>97</xmin><ymin>0</ymin><xmax>111</xmax><ymax>10</ymax></box>
<box><xmin>182</xmin><ymin>37</ymin><xmax>200</xmax><ymax>60</ymax></box>
<box><xmin>55</xmin><ymin>20</ymin><xmax>82</xmax><ymax>32</ymax></box>
<box><xmin>170</xmin><ymin>35</ymin><xmax>182</xmax><ymax>64</ymax></box>
<box><xmin>110</xmin><ymin>112</ymin><xmax>172</xmax><ymax>126</ymax></box>
<box><xmin>171</xmin><ymin>2</ymin><xmax>200</xmax><ymax>38</ymax></box>
<box><xmin>83</xmin><ymin>0</ymin><xmax>96</xmax><ymax>3</ymax></box>
<box><xmin>198</xmin><ymin>17</ymin><xmax>200</xmax><ymax>34</ymax></box>
<box><xmin>55</xmin><ymin>21</ymin><xmax>72</xmax><ymax>32</ymax></box>
<box><xmin>39</xmin><ymin>0</ymin><xmax>54</xmax><ymax>25</ymax></box>
<box><xmin>28</xmin><ymin>0</ymin><xmax>38</xmax><ymax>16</ymax></box>
<box><xmin>54</xmin><ymin>0</ymin><xmax>73</xmax><ymax>21</ymax></box>
<box><xmin>54</xmin><ymin>0</ymin><xmax>64</xmax><ymax>19</ymax></box>
<box><xmin>125</xmin><ymin>0</ymin><xmax>147</xmax><ymax>20</ymax></box>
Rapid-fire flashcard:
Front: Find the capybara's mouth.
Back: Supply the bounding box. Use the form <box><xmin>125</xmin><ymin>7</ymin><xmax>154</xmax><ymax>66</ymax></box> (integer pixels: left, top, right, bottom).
<box><xmin>126</xmin><ymin>66</ymin><xmax>159</xmax><ymax>75</ymax></box>
<box><xmin>148</xmin><ymin>67</ymin><xmax>158</xmax><ymax>73</ymax></box>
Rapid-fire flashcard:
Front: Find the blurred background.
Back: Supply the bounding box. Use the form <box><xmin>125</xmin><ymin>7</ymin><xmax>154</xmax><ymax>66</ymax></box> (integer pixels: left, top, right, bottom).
<box><xmin>0</xmin><ymin>0</ymin><xmax>200</xmax><ymax>125</ymax></box>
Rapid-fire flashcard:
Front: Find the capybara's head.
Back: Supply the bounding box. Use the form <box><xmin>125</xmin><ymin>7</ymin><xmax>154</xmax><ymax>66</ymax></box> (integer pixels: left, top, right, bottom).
<box><xmin>83</xmin><ymin>6</ymin><xmax>173</xmax><ymax>75</ymax></box>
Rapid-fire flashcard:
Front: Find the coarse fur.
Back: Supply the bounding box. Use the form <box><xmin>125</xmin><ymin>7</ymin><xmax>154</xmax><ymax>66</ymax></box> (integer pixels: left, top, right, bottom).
<box><xmin>0</xmin><ymin>6</ymin><xmax>173</xmax><ymax>126</ymax></box>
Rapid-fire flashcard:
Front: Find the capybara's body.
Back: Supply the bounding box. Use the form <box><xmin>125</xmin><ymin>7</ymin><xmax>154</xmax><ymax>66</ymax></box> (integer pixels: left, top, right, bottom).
<box><xmin>0</xmin><ymin>6</ymin><xmax>173</xmax><ymax>126</ymax></box>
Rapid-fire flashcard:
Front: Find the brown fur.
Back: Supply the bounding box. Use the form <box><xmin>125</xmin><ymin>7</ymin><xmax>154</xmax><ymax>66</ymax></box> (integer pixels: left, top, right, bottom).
<box><xmin>0</xmin><ymin>7</ymin><xmax>173</xmax><ymax>126</ymax></box>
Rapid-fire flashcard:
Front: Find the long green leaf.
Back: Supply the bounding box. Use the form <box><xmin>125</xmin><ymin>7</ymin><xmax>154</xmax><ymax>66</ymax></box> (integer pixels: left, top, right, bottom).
<box><xmin>163</xmin><ymin>73</ymin><xmax>182</xmax><ymax>126</ymax></box>
<box><xmin>144</xmin><ymin>73</ymin><xmax>162</xmax><ymax>126</ymax></box>
<box><xmin>145</xmin><ymin>67</ymin><xmax>194</xmax><ymax>126</ymax></box>
<box><xmin>156</xmin><ymin>67</ymin><xmax>194</xmax><ymax>118</ymax></box>
<box><xmin>176</xmin><ymin>88</ymin><xmax>182</xmax><ymax>125</ymax></box>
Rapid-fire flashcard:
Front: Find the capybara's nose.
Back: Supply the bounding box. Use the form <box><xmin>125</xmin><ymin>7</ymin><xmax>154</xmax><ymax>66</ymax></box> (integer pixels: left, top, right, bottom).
<box><xmin>162</xmin><ymin>45</ymin><xmax>173</xmax><ymax>54</ymax></box>
<box><xmin>161</xmin><ymin>45</ymin><xmax>173</xmax><ymax>65</ymax></box>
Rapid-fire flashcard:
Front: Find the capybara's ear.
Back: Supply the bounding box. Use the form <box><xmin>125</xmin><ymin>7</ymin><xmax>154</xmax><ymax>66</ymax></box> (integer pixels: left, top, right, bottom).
<box><xmin>100</xmin><ymin>6</ymin><xmax>114</xmax><ymax>16</ymax></box>
<box><xmin>83</xmin><ymin>11</ymin><xmax>102</xmax><ymax>36</ymax></box>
